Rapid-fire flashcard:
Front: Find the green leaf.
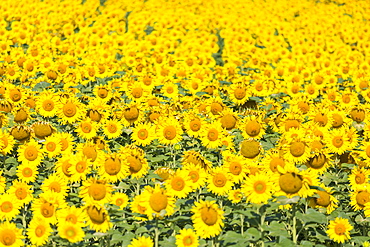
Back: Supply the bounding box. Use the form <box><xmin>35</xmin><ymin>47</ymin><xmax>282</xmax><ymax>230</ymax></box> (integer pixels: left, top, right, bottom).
<box><xmin>159</xmin><ymin>236</ymin><xmax>176</xmax><ymax>247</ymax></box>
<box><xmin>221</xmin><ymin>231</ymin><xmax>248</xmax><ymax>245</ymax></box>
<box><xmin>5</xmin><ymin>157</ymin><xmax>17</xmax><ymax>164</ymax></box>
<box><xmin>121</xmin><ymin>232</ymin><xmax>136</xmax><ymax>247</ymax></box>
<box><xmin>110</xmin><ymin>233</ymin><xmax>125</xmax><ymax>244</ymax></box>
<box><xmin>266</xmin><ymin>221</ymin><xmax>289</xmax><ymax>238</ymax></box>
<box><xmin>135</xmin><ymin>226</ymin><xmax>148</xmax><ymax>235</ymax></box>
<box><xmin>296</xmin><ymin>208</ymin><xmax>327</xmax><ymax>224</ymax></box>
<box><xmin>276</xmin><ymin>237</ymin><xmax>295</xmax><ymax>247</ymax></box>
<box><xmin>245</xmin><ymin>227</ymin><xmax>261</xmax><ymax>241</ymax></box>
<box><xmin>300</xmin><ymin>240</ymin><xmax>314</xmax><ymax>247</ymax></box>
<box><xmin>276</xmin><ymin>196</ymin><xmax>300</xmax><ymax>205</ymax></box>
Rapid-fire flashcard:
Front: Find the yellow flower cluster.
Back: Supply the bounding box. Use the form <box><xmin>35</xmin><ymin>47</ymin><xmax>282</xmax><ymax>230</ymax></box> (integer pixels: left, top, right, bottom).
<box><xmin>0</xmin><ymin>0</ymin><xmax>370</xmax><ymax>246</ymax></box>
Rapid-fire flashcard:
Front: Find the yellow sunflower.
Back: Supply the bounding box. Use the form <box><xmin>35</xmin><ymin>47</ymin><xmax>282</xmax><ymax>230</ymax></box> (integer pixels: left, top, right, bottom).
<box><xmin>58</xmin><ymin>222</ymin><xmax>85</xmax><ymax>243</ymax></box>
<box><xmin>219</xmin><ymin>108</ymin><xmax>239</xmax><ymax>131</ymax></box>
<box><xmin>31</xmin><ymin>191</ymin><xmax>66</xmax><ymax>225</ymax></box>
<box><xmin>36</xmin><ymin>91</ymin><xmax>58</xmax><ymax>118</ymax></box>
<box><xmin>183</xmin><ymin>112</ymin><xmax>206</xmax><ymax>138</ymax></box>
<box><xmin>0</xmin><ymin>194</ymin><xmax>21</xmax><ymax>221</ymax></box>
<box><xmin>242</xmin><ymin>172</ymin><xmax>274</xmax><ymax>204</ymax></box>
<box><xmin>40</xmin><ymin>173</ymin><xmax>69</xmax><ymax>198</ymax></box>
<box><xmin>157</xmin><ymin>117</ymin><xmax>183</xmax><ymax>145</ymax></box>
<box><xmin>128</xmin><ymin>236</ymin><xmax>154</xmax><ymax>247</ymax></box>
<box><xmin>27</xmin><ymin>216</ymin><xmax>52</xmax><ymax>247</ymax></box>
<box><xmin>240</xmin><ymin>139</ymin><xmax>262</xmax><ymax>160</ymax></box>
<box><xmin>16</xmin><ymin>164</ymin><xmax>39</xmax><ymax>184</ymax></box>
<box><xmin>324</xmin><ymin>128</ymin><xmax>350</xmax><ymax>155</ymax></box>
<box><xmin>84</xmin><ymin>204</ymin><xmax>112</xmax><ymax>233</ymax></box>
<box><xmin>222</xmin><ymin>151</ymin><xmax>248</xmax><ymax>183</ymax></box>
<box><xmin>102</xmin><ymin>119</ymin><xmax>123</xmax><ymax>139</ymax></box>
<box><xmin>7</xmin><ymin>180</ymin><xmax>33</xmax><ymax>206</ymax></box>
<box><xmin>0</xmin><ymin>130</ymin><xmax>15</xmax><ymax>154</ymax></box>
<box><xmin>69</xmin><ymin>154</ymin><xmax>92</xmax><ymax>182</ymax></box>
<box><xmin>110</xmin><ymin>193</ymin><xmax>129</xmax><ymax>210</ymax></box>
<box><xmin>17</xmin><ymin>139</ymin><xmax>44</xmax><ymax>166</ymax></box>
<box><xmin>207</xmin><ymin>166</ymin><xmax>234</xmax><ymax>196</ymax></box>
<box><xmin>175</xmin><ymin>228</ymin><xmax>199</xmax><ymax>247</ymax></box>
<box><xmin>0</xmin><ymin>221</ymin><xmax>24</xmax><ymax>247</ymax></box>
<box><xmin>241</xmin><ymin>115</ymin><xmax>266</xmax><ymax>140</ymax></box>
<box><xmin>349</xmin><ymin>189</ymin><xmax>370</xmax><ymax>211</ymax></box>
<box><xmin>57</xmin><ymin>96</ymin><xmax>85</xmax><ymax>124</ymax></box>
<box><xmin>228</xmin><ymin>189</ymin><xmax>243</xmax><ymax>204</ymax></box>
<box><xmin>308</xmin><ymin>186</ymin><xmax>338</xmax><ymax>214</ymax></box>
<box><xmin>200</xmin><ymin>121</ymin><xmax>226</xmax><ymax>149</ymax></box>
<box><xmin>326</xmin><ymin>217</ymin><xmax>353</xmax><ymax>244</ymax></box>
<box><xmin>228</xmin><ymin>82</ymin><xmax>250</xmax><ymax>105</ymax></box>
<box><xmin>165</xmin><ymin>169</ymin><xmax>193</xmax><ymax>199</ymax></box>
<box><xmin>42</xmin><ymin>135</ymin><xmax>62</xmax><ymax>158</ymax></box>
<box><xmin>191</xmin><ymin>200</ymin><xmax>224</xmax><ymax>239</ymax></box>
<box><xmin>75</xmin><ymin>118</ymin><xmax>98</xmax><ymax>140</ymax></box>
<box><xmin>79</xmin><ymin>177</ymin><xmax>113</xmax><ymax>205</ymax></box>
<box><xmin>141</xmin><ymin>184</ymin><xmax>176</xmax><ymax>220</ymax></box>
<box><xmin>57</xmin><ymin>205</ymin><xmax>87</xmax><ymax>227</ymax></box>
<box><xmin>348</xmin><ymin>167</ymin><xmax>370</xmax><ymax>191</ymax></box>
<box><xmin>131</xmin><ymin>122</ymin><xmax>156</xmax><ymax>146</ymax></box>
<box><xmin>55</xmin><ymin>132</ymin><xmax>75</xmax><ymax>154</ymax></box>
<box><xmin>120</xmin><ymin>145</ymin><xmax>149</xmax><ymax>179</ymax></box>
<box><xmin>182</xmin><ymin>163</ymin><xmax>207</xmax><ymax>190</ymax></box>
<box><xmin>99</xmin><ymin>153</ymin><xmax>129</xmax><ymax>182</ymax></box>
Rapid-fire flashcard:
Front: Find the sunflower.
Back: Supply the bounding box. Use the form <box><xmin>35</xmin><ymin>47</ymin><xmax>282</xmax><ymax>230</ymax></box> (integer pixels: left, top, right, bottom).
<box><xmin>242</xmin><ymin>172</ymin><xmax>274</xmax><ymax>204</ymax></box>
<box><xmin>0</xmin><ymin>221</ymin><xmax>24</xmax><ymax>247</ymax></box>
<box><xmin>55</xmin><ymin>132</ymin><xmax>75</xmax><ymax>154</ymax></box>
<box><xmin>349</xmin><ymin>189</ymin><xmax>370</xmax><ymax>211</ymax></box>
<box><xmin>0</xmin><ymin>194</ymin><xmax>21</xmax><ymax>221</ymax></box>
<box><xmin>110</xmin><ymin>193</ymin><xmax>129</xmax><ymax>210</ymax></box>
<box><xmin>324</xmin><ymin>128</ymin><xmax>350</xmax><ymax>155</ymax></box>
<box><xmin>207</xmin><ymin>166</ymin><xmax>234</xmax><ymax>196</ymax></box>
<box><xmin>241</xmin><ymin>115</ymin><xmax>266</xmax><ymax>140</ymax></box>
<box><xmin>200</xmin><ymin>121</ymin><xmax>226</xmax><ymax>149</ymax></box>
<box><xmin>140</xmin><ymin>184</ymin><xmax>176</xmax><ymax>220</ymax></box>
<box><xmin>308</xmin><ymin>186</ymin><xmax>338</xmax><ymax>214</ymax></box>
<box><xmin>165</xmin><ymin>169</ymin><xmax>193</xmax><ymax>199</ymax></box>
<box><xmin>6</xmin><ymin>86</ymin><xmax>26</xmax><ymax>106</ymax></box>
<box><xmin>16</xmin><ymin>164</ymin><xmax>39</xmax><ymax>184</ymax></box>
<box><xmin>222</xmin><ymin>152</ymin><xmax>248</xmax><ymax>183</ymax></box>
<box><xmin>120</xmin><ymin>104</ymin><xmax>143</xmax><ymax>126</ymax></box>
<box><xmin>57</xmin><ymin>205</ymin><xmax>87</xmax><ymax>227</ymax></box>
<box><xmin>127</xmin><ymin>81</ymin><xmax>151</xmax><ymax>103</ymax></box>
<box><xmin>182</xmin><ymin>150</ymin><xmax>212</xmax><ymax>171</ymax></box>
<box><xmin>75</xmin><ymin>142</ymin><xmax>105</xmax><ymax>164</ymax></box>
<box><xmin>93</xmin><ymin>84</ymin><xmax>112</xmax><ymax>103</ymax></box>
<box><xmin>75</xmin><ymin>118</ymin><xmax>98</xmax><ymax>140</ymax></box>
<box><xmin>32</xmin><ymin>191</ymin><xmax>66</xmax><ymax>225</ymax></box>
<box><xmin>130</xmin><ymin>194</ymin><xmax>149</xmax><ymax>221</ymax></box>
<box><xmin>102</xmin><ymin>119</ymin><xmax>123</xmax><ymax>139</ymax></box>
<box><xmin>36</xmin><ymin>92</ymin><xmax>58</xmax><ymax>118</ymax></box>
<box><xmin>240</xmin><ymin>139</ymin><xmax>262</xmax><ymax>160</ymax></box>
<box><xmin>128</xmin><ymin>236</ymin><xmax>154</xmax><ymax>247</ymax></box>
<box><xmin>57</xmin><ymin>96</ymin><xmax>85</xmax><ymax>124</ymax></box>
<box><xmin>326</xmin><ymin>217</ymin><xmax>353</xmax><ymax>243</ymax></box>
<box><xmin>348</xmin><ymin>167</ymin><xmax>370</xmax><ymax>191</ymax></box>
<box><xmin>17</xmin><ymin>139</ymin><xmax>44</xmax><ymax>166</ymax></box>
<box><xmin>10</xmin><ymin>125</ymin><xmax>32</xmax><ymax>142</ymax></box>
<box><xmin>219</xmin><ymin>108</ymin><xmax>239</xmax><ymax>131</ymax></box>
<box><xmin>84</xmin><ymin>203</ymin><xmax>112</xmax><ymax>233</ymax></box>
<box><xmin>182</xmin><ymin>163</ymin><xmax>208</xmax><ymax>190</ymax></box>
<box><xmin>69</xmin><ymin>154</ymin><xmax>92</xmax><ymax>182</ymax></box>
<box><xmin>40</xmin><ymin>173</ymin><xmax>69</xmax><ymax>198</ymax></box>
<box><xmin>183</xmin><ymin>112</ymin><xmax>206</xmax><ymax>138</ymax></box>
<box><xmin>175</xmin><ymin>228</ymin><xmax>199</xmax><ymax>247</ymax></box>
<box><xmin>58</xmin><ymin>222</ymin><xmax>85</xmax><ymax>243</ymax></box>
<box><xmin>191</xmin><ymin>200</ymin><xmax>224</xmax><ymax>239</ymax></box>
<box><xmin>0</xmin><ymin>130</ymin><xmax>15</xmax><ymax>155</ymax></box>
<box><xmin>228</xmin><ymin>184</ymin><xmax>246</xmax><ymax>203</ymax></box>
<box><xmin>282</xmin><ymin>139</ymin><xmax>311</xmax><ymax>164</ymax></box>
<box><xmin>42</xmin><ymin>135</ymin><xmax>62</xmax><ymax>158</ymax></box>
<box><xmin>120</xmin><ymin>145</ymin><xmax>149</xmax><ymax>179</ymax></box>
<box><xmin>131</xmin><ymin>122</ymin><xmax>156</xmax><ymax>146</ymax></box>
<box><xmin>7</xmin><ymin>180</ymin><xmax>33</xmax><ymax>206</ymax></box>
<box><xmin>80</xmin><ymin>177</ymin><xmax>113</xmax><ymax>205</ymax></box>
<box><xmin>13</xmin><ymin>107</ymin><xmax>30</xmax><ymax>124</ymax></box>
<box><xmin>228</xmin><ymin>82</ymin><xmax>250</xmax><ymax>105</ymax></box>
<box><xmin>27</xmin><ymin>216</ymin><xmax>52</xmax><ymax>247</ymax></box>
<box><xmin>157</xmin><ymin>117</ymin><xmax>183</xmax><ymax>145</ymax></box>
<box><xmin>99</xmin><ymin>153</ymin><xmax>129</xmax><ymax>182</ymax></box>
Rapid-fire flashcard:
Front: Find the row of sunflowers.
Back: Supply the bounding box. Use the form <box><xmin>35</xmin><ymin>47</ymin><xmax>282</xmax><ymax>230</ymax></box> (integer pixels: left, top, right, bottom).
<box><xmin>1</xmin><ymin>0</ymin><xmax>370</xmax><ymax>246</ymax></box>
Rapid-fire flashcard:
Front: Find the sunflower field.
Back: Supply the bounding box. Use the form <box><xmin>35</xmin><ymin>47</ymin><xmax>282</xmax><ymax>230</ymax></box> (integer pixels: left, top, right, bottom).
<box><xmin>1</xmin><ymin>0</ymin><xmax>370</xmax><ymax>246</ymax></box>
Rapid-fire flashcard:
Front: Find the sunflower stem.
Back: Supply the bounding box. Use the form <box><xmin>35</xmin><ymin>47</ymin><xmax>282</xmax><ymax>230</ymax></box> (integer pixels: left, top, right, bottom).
<box><xmin>241</xmin><ymin>214</ymin><xmax>244</xmax><ymax>235</ymax></box>
<box><xmin>154</xmin><ymin>218</ymin><xmax>160</xmax><ymax>247</ymax></box>
<box><xmin>292</xmin><ymin>204</ymin><xmax>298</xmax><ymax>244</ymax></box>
